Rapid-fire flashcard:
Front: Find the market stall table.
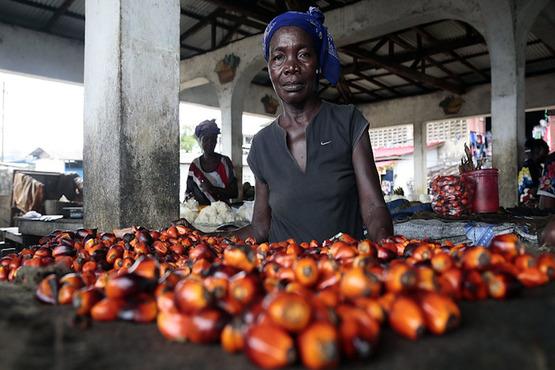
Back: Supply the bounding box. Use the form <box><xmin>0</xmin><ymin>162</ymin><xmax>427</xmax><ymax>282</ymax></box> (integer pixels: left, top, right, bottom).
<box><xmin>0</xmin><ymin>280</ymin><xmax>553</xmax><ymax>370</ymax></box>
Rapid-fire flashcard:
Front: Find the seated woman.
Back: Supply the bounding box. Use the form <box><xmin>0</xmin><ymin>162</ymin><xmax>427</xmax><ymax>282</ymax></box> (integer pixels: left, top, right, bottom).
<box><xmin>186</xmin><ymin>119</ymin><xmax>238</xmax><ymax>205</ymax></box>
<box><xmin>234</xmin><ymin>7</ymin><xmax>393</xmax><ymax>243</ymax></box>
<box><xmin>518</xmin><ymin>138</ymin><xmax>548</xmax><ymax>206</ymax></box>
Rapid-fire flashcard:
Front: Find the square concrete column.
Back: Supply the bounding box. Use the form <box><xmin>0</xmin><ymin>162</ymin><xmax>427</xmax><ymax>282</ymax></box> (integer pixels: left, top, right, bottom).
<box><xmin>413</xmin><ymin>121</ymin><xmax>428</xmax><ymax>199</ymax></box>
<box><xmin>83</xmin><ymin>0</ymin><xmax>180</xmax><ymax>231</ymax></box>
<box><xmin>218</xmin><ymin>89</ymin><xmax>243</xmax><ymax>193</ymax></box>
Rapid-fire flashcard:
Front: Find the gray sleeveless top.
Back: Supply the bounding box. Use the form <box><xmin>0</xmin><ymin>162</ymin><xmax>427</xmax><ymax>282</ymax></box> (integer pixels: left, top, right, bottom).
<box><xmin>247</xmin><ymin>100</ymin><xmax>370</xmax><ymax>243</ymax></box>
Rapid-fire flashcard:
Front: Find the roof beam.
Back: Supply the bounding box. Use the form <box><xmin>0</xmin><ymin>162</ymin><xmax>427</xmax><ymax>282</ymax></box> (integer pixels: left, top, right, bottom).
<box><xmin>42</xmin><ymin>0</ymin><xmax>76</xmax><ymax>31</ymax></box>
<box><xmin>341</xmin><ymin>46</ymin><xmax>466</xmax><ymax>94</ymax></box>
<box><xmin>218</xmin><ymin>12</ymin><xmax>267</xmax><ymax>30</ymax></box>
<box><xmin>353</xmin><ymin>71</ymin><xmax>402</xmax><ymax>96</ymax></box>
<box><xmin>180</xmin><ymin>8</ymin><xmax>251</xmax><ymax>37</ymax></box>
<box><xmin>9</xmin><ymin>0</ymin><xmax>83</xmax><ymax>21</ymax></box>
<box><xmin>201</xmin><ymin>0</ymin><xmax>274</xmax><ymax>23</ymax></box>
<box><xmin>180</xmin><ymin>9</ymin><xmax>221</xmax><ymax>43</ymax></box>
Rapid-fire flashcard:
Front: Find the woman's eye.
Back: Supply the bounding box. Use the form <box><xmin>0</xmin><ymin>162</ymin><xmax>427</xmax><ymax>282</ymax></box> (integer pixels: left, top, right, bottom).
<box><xmin>272</xmin><ymin>54</ymin><xmax>284</xmax><ymax>62</ymax></box>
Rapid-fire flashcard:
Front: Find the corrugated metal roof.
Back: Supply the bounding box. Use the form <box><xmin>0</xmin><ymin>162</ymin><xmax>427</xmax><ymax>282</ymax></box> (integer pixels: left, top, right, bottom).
<box><xmin>68</xmin><ymin>0</ymin><xmax>85</xmax><ymax>16</ymax></box>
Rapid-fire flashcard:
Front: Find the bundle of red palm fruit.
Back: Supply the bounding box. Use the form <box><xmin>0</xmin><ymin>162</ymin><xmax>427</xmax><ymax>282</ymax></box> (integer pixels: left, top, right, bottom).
<box><xmin>0</xmin><ymin>225</ymin><xmax>554</xmax><ymax>369</ymax></box>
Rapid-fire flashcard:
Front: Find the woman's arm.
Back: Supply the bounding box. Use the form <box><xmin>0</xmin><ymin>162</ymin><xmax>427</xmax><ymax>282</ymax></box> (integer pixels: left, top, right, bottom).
<box><xmin>234</xmin><ymin>178</ymin><xmax>271</xmax><ymax>242</ymax></box>
<box><xmin>352</xmin><ymin>131</ymin><xmax>394</xmax><ymax>242</ymax></box>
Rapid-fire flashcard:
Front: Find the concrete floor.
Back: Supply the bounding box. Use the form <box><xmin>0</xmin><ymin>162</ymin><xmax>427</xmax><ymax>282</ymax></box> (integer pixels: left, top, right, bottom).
<box><xmin>0</xmin><ymin>281</ymin><xmax>554</xmax><ymax>370</ymax></box>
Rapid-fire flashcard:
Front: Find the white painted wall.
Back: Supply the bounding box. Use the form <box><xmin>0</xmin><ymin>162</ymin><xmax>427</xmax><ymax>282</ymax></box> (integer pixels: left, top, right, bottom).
<box><xmin>0</xmin><ymin>22</ymin><xmax>84</xmax><ymax>84</ymax></box>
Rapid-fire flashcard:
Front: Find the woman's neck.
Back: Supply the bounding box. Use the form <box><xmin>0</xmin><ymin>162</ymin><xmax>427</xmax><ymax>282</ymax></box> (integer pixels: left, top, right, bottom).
<box><xmin>280</xmin><ymin>97</ymin><xmax>322</xmax><ymax>128</ymax></box>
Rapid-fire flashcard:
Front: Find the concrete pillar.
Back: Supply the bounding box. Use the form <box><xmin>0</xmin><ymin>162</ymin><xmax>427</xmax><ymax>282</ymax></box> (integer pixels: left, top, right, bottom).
<box><xmin>83</xmin><ymin>0</ymin><xmax>180</xmax><ymax>231</ymax></box>
<box><xmin>218</xmin><ymin>87</ymin><xmax>243</xmax><ymax>192</ymax></box>
<box><xmin>413</xmin><ymin>121</ymin><xmax>427</xmax><ymax>199</ymax></box>
<box><xmin>482</xmin><ymin>0</ymin><xmax>548</xmax><ymax>207</ymax></box>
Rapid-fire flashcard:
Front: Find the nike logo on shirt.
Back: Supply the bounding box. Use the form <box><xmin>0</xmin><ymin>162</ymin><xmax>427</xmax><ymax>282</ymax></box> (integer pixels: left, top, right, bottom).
<box><xmin>321</xmin><ymin>140</ymin><xmax>332</xmax><ymax>146</ymax></box>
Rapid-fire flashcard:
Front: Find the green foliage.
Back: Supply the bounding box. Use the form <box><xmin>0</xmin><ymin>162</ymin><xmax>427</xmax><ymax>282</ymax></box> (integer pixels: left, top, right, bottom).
<box><xmin>180</xmin><ymin>134</ymin><xmax>197</xmax><ymax>152</ymax></box>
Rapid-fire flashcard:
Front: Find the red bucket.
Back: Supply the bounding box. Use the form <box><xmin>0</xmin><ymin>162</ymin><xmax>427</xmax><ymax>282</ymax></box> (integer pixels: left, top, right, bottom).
<box><xmin>462</xmin><ymin>169</ymin><xmax>499</xmax><ymax>213</ymax></box>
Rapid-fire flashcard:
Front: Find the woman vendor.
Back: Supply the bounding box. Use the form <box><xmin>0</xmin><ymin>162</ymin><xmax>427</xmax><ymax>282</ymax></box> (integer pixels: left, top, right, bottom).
<box><xmin>185</xmin><ymin>119</ymin><xmax>238</xmax><ymax>205</ymax></box>
<box><xmin>235</xmin><ymin>7</ymin><xmax>393</xmax><ymax>243</ymax></box>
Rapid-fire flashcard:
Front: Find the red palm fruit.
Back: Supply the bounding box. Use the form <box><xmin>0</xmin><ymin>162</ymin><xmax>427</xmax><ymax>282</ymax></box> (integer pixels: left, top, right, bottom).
<box><xmin>230</xmin><ymin>273</ymin><xmax>260</xmax><ymax>306</ymax></box>
<box><xmin>245</xmin><ymin>323</ymin><xmax>296</xmax><ymax>369</ymax></box>
<box><xmin>416</xmin><ymin>266</ymin><xmax>439</xmax><ymax>292</ymax></box>
<box><xmin>0</xmin><ymin>265</ymin><xmax>7</xmax><ymax>281</ymax></box>
<box><xmin>128</xmin><ymin>256</ymin><xmax>160</xmax><ymax>280</ymax></box>
<box><xmin>294</xmin><ymin>257</ymin><xmax>319</xmax><ymax>287</ymax></box>
<box><xmin>82</xmin><ymin>260</ymin><xmax>97</xmax><ymax>273</ymax></box>
<box><xmin>385</xmin><ymin>263</ymin><xmax>416</xmax><ymax>293</ymax></box>
<box><xmin>376</xmin><ymin>246</ymin><xmax>396</xmax><ymax>262</ymax></box>
<box><xmin>517</xmin><ymin>267</ymin><xmax>549</xmax><ymax>287</ymax></box>
<box><xmin>340</xmin><ymin>268</ymin><xmax>381</xmax><ymax>299</ymax></box>
<box><xmin>91</xmin><ymin>298</ymin><xmax>125</xmax><ymax>321</ymax></box>
<box><xmin>357</xmin><ymin>240</ymin><xmax>378</xmax><ymax>258</ymax></box>
<box><xmin>389</xmin><ymin>295</ymin><xmax>426</xmax><ymax>340</ymax></box>
<box><xmin>221</xmin><ymin>318</ymin><xmax>246</xmax><ymax>353</ymax></box>
<box><xmin>174</xmin><ymin>279</ymin><xmax>212</xmax><ymax>314</ymax></box>
<box><xmin>60</xmin><ymin>273</ymin><xmax>84</xmax><ymax>288</ymax></box>
<box><xmin>36</xmin><ymin>274</ymin><xmax>59</xmax><ymax>304</ymax></box>
<box><xmin>189</xmin><ymin>244</ymin><xmax>216</xmax><ymax>262</ymax></box>
<box><xmin>285</xmin><ymin>282</ymin><xmax>313</xmax><ymax>297</ymax></box>
<box><xmin>462</xmin><ymin>246</ymin><xmax>491</xmax><ymax>271</ymax></box>
<box><xmin>277</xmin><ymin>267</ymin><xmax>296</xmax><ymax>281</ymax></box>
<box><xmin>157</xmin><ymin>291</ymin><xmax>177</xmax><ymax>313</ymax></box>
<box><xmin>353</xmin><ymin>297</ymin><xmax>385</xmax><ymax>324</ymax></box>
<box><xmin>377</xmin><ymin>292</ymin><xmax>396</xmax><ymax>315</ymax></box>
<box><xmin>58</xmin><ymin>284</ymin><xmax>79</xmax><ymax>305</ymax></box>
<box><xmin>514</xmin><ymin>254</ymin><xmax>536</xmax><ymax>272</ymax></box>
<box><xmin>462</xmin><ymin>270</ymin><xmax>488</xmax><ymax>301</ymax></box>
<box><xmin>191</xmin><ymin>258</ymin><xmax>212</xmax><ymax>277</ymax></box>
<box><xmin>105</xmin><ymin>273</ymin><xmax>154</xmax><ymax>299</ymax></box>
<box><xmin>418</xmin><ymin>291</ymin><xmax>460</xmax><ymax>335</ymax></box>
<box><xmin>315</xmin><ymin>288</ymin><xmax>339</xmax><ymax>308</ymax></box>
<box><xmin>490</xmin><ymin>233</ymin><xmax>522</xmax><ymax>259</ymax></box>
<box><xmin>317</xmin><ymin>271</ymin><xmax>341</xmax><ymax>291</ymax></box>
<box><xmin>482</xmin><ymin>271</ymin><xmax>522</xmax><ymax>299</ymax></box>
<box><xmin>152</xmin><ymin>240</ymin><xmax>169</xmax><ymax>256</ymax></box>
<box><xmin>185</xmin><ymin>309</ymin><xmax>228</xmax><ymax>343</ymax></box>
<box><xmin>267</xmin><ymin>292</ymin><xmax>312</xmax><ymax>332</ymax></box>
<box><xmin>73</xmin><ymin>287</ymin><xmax>104</xmax><ymax>316</ymax></box>
<box><xmin>203</xmin><ymin>276</ymin><xmax>229</xmax><ymax>299</ymax></box>
<box><xmin>298</xmin><ymin>321</ymin><xmax>339</xmax><ymax>370</ymax></box>
<box><xmin>537</xmin><ymin>254</ymin><xmax>555</xmax><ymax>279</ymax></box>
<box><xmin>412</xmin><ymin>244</ymin><xmax>433</xmax><ymax>262</ymax></box>
<box><xmin>106</xmin><ymin>245</ymin><xmax>123</xmax><ymax>265</ymax></box>
<box><xmin>118</xmin><ymin>294</ymin><xmax>158</xmax><ymax>323</ymax></box>
<box><xmin>157</xmin><ymin>310</ymin><xmax>191</xmax><ymax>342</ymax></box>
<box><xmin>431</xmin><ymin>253</ymin><xmax>454</xmax><ymax>273</ymax></box>
<box><xmin>337</xmin><ymin>305</ymin><xmax>380</xmax><ymax>344</ymax></box>
<box><xmin>490</xmin><ymin>252</ymin><xmax>506</xmax><ymax>266</ymax></box>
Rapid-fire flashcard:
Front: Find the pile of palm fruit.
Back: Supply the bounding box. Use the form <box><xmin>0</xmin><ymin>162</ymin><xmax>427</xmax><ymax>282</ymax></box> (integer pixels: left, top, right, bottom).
<box><xmin>0</xmin><ymin>225</ymin><xmax>554</xmax><ymax>369</ymax></box>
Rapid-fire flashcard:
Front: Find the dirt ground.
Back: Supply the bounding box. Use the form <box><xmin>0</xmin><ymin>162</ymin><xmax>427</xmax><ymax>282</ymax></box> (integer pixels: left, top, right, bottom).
<box><xmin>0</xmin><ymin>279</ymin><xmax>554</xmax><ymax>370</ymax></box>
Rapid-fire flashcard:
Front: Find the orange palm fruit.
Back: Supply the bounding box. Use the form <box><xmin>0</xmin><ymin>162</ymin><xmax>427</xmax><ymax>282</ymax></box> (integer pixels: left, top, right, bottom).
<box><xmin>490</xmin><ymin>233</ymin><xmax>522</xmax><ymax>259</ymax></box>
<box><xmin>315</xmin><ymin>288</ymin><xmax>339</xmax><ymax>308</ymax></box>
<box><xmin>462</xmin><ymin>246</ymin><xmax>491</xmax><ymax>270</ymax></box>
<box><xmin>385</xmin><ymin>263</ymin><xmax>416</xmax><ymax>293</ymax></box>
<box><xmin>223</xmin><ymin>245</ymin><xmax>257</xmax><ymax>272</ymax></box>
<box><xmin>91</xmin><ymin>297</ymin><xmax>125</xmax><ymax>321</ymax></box>
<box><xmin>482</xmin><ymin>271</ymin><xmax>522</xmax><ymax>299</ymax></box>
<box><xmin>294</xmin><ymin>257</ymin><xmax>319</xmax><ymax>287</ymax></box>
<box><xmin>337</xmin><ymin>305</ymin><xmax>380</xmax><ymax>344</ymax></box>
<box><xmin>517</xmin><ymin>267</ymin><xmax>549</xmax><ymax>287</ymax></box>
<box><xmin>82</xmin><ymin>260</ymin><xmax>97</xmax><ymax>273</ymax></box>
<box><xmin>245</xmin><ymin>323</ymin><xmax>296</xmax><ymax>369</ymax></box>
<box><xmin>230</xmin><ymin>272</ymin><xmax>260</xmax><ymax>307</ymax></box>
<box><xmin>298</xmin><ymin>321</ymin><xmax>339</xmax><ymax>370</ymax></box>
<box><xmin>537</xmin><ymin>254</ymin><xmax>555</xmax><ymax>279</ymax></box>
<box><xmin>156</xmin><ymin>291</ymin><xmax>177</xmax><ymax>313</ymax></box>
<box><xmin>353</xmin><ymin>297</ymin><xmax>385</xmax><ymax>324</ymax></box>
<box><xmin>106</xmin><ymin>245</ymin><xmax>124</xmax><ymax>265</ymax></box>
<box><xmin>60</xmin><ymin>273</ymin><xmax>84</xmax><ymax>288</ymax></box>
<box><xmin>267</xmin><ymin>292</ymin><xmax>312</xmax><ymax>332</ymax></box>
<box><xmin>416</xmin><ymin>266</ymin><xmax>439</xmax><ymax>292</ymax></box>
<box><xmin>339</xmin><ymin>316</ymin><xmax>366</xmax><ymax>360</ymax></box>
<box><xmin>105</xmin><ymin>273</ymin><xmax>154</xmax><ymax>299</ymax></box>
<box><xmin>118</xmin><ymin>294</ymin><xmax>158</xmax><ymax>323</ymax></box>
<box><xmin>174</xmin><ymin>279</ymin><xmax>212</xmax><ymax>314</ymax></box>
<box><xmin>317</xmin><ymin>271</ymin><xmax>341</xmax><ymax>291</ymax></box>
<box><xmin>389</xmin><ymin>295</ymin><xmax>425</xmax><ymax>340</ymax></box>
<box><xmin>221</xmin><ymin>318</ymin><xmax>246</xmax><ymax>353</ymax></box>
<box><xmin>128</xmin><ymin>256</ymin><xmax>160</xmax><ymax>280</ymax></box>
<box><xmin>462</xmin><ymin>270</ymin><xmax>488</xmax><ymax>301</ymax></box>
<box><xmin>73</xmin><ymin>287</ymin><xmax>104</xmax><ymax>316</ymax></box>
<box><xmin>36</xmin><ymin>274</ymin><xmax>59</xmax><ymax>304</ymax></box>
<box><xmin>514</xmin><ymin>254</ymin><xmax>536</xmax><ymax>272</ymax></box>
<box><xmin>431</xmin><ymin>253</ymin><xmax>454</xmax><ymax>273</ymax></box>
<box><xmin>340</xmin><ymin>268</ymin><xmax>381</xmax><ymax>299</ymax></box>
<box><xmin>191</xmin><ymin>258</ymin><xmax>212</xmax><ymax>276</ymax></box>
<box><xmin>357</xmin><ymin>240</ymin><xmax>378</xmax><ymax>258</ymax></box>
<box><xmin>377</xmin><ymin>292</ymin><xmax>396</xmax><ymax>315</ymax></box>
<box><xmin>412</xmin><ymin>244</ymin><xmax>433</xmax><ymax>262</ymax></box>
<box><xmin>203</xmin><ymin>276</ymin><xmax>229</xmax><ymax>299</ymax></box>
<box><xmin>418</xmin><ymin>291</ymin><xmax>460</xmax><ymax>335</ymax></box>
<box><xmin>157</xmin><ymin>310</ymin><xmax>191</xmax><ymax>342</ymax></box>
<box><xmin>58</xmin><ymin>284</ymin><xmax>79</xmax><ymax>305</ymax></box>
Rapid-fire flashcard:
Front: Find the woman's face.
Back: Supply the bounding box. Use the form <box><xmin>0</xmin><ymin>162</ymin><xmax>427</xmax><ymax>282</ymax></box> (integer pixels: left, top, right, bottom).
<box><xmin>200</xmin><ymin>134</ymin><xmax>217</xmax><ymax>155</ymax></box>
<box><xmin>268</xmin><ymin>26</ymin><xmax>319</xmax><ymax>106</ymax></box>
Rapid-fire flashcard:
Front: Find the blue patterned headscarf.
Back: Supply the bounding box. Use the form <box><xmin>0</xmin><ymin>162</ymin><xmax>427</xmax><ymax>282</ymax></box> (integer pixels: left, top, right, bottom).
<box><xmin>262</xmin><ymin>7</ymin><xmax>341</xmax><ymax>86</ymax></box>
<box><xmin>194</xmin><ymin>119</ymin><xmax>220</xmax><ymax>139</ymax></box>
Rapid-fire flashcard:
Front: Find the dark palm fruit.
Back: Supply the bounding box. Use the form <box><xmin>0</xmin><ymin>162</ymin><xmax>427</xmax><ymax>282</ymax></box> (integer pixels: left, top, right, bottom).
<box><xmin>73</xmin><ymin>287</ymin><xmax>104</xmax><ymax>316</ymax></box>
<box><xmin>104</xmin><ymin>273</ymin><xmax>154</xmax><ymax>299</ymax></box>
<box><xmin>389</xmin><ymin>295</ymin><xmax>425</xmax><ymax>340</ymax></box>
<box><xmin>185</xmin><ymin>309</ymin><xmax>228</xmax><ymax>344</ymax></box>
<box><xmin>245</xmin><ymin>323</ymin><xmax>296</xmax><ymax>369</ymax></box>
<box><xmin>118</xmin><ymin>294</ymin><xmax>158</xmax><ymax>323</ymax></box>
<box><xmin>462</xmin><ymin>270</ymin><xmax>488</xmax><ymax>301</ymax></box>
<box><xmin>418</xmin><ymin>291</ymin><xmax>460</xmax><ymax>335</ymax></box>
<box><xmin>298</xmin><ymin>321</ymin><xmax>339</xmax><ymax>370</ymax></box>
<box><xmin>482</xmin><ymin>271</ymin><xmax>522</xmax><ymax>299</ymax></box>
<box><xmin>36</xmin><ymin>274</ymin><xmax>59</xmax><ymax>304</ymax></box>
<box><xmin>385</xmin><ymin>263</ymin><xmax>416</xmax><ymax>293</ymax></box>
<box><xmin>537</xmin><ymin>254</ymin><xmax>555</xmax><ymax>279</ymax></box>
